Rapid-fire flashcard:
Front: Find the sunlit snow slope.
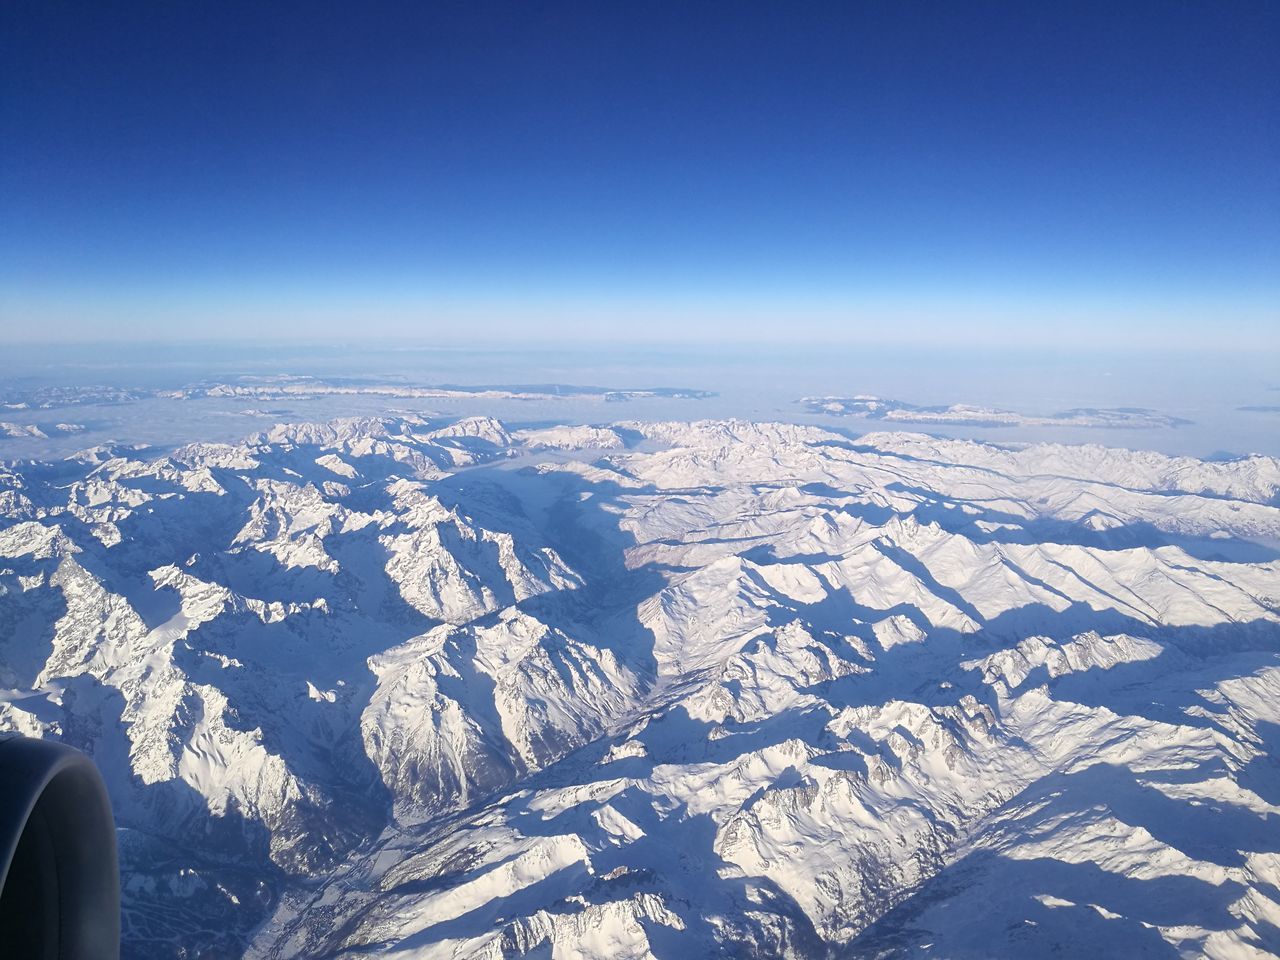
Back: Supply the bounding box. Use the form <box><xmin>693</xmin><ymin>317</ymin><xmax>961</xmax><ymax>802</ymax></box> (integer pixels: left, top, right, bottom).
<box><xmin>1</xmin><ymin>416</ymin><xmax>1278</xmax><ymax>958</ymax></box>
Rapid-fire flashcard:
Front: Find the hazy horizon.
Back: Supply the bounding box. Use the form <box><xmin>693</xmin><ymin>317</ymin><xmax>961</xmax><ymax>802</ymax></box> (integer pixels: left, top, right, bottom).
<box><xmin>2</xmin><ymin>338</ymin><xmax>1277</xmax><ymax>459</ymax></box>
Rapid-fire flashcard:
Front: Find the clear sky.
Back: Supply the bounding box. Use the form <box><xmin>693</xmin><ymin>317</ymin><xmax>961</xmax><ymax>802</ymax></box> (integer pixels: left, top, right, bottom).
<box><xmin>1</xmin><ymin>1</ymin><xmax>1276</xmax><ymax>346</ymax></box>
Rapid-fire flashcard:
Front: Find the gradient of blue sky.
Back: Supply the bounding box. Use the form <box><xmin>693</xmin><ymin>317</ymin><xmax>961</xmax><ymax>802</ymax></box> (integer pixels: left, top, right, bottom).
<box><xmin>1</xmin><ymin>1</ymin><xmax>1277</xmax><ymax>345</ymax></box>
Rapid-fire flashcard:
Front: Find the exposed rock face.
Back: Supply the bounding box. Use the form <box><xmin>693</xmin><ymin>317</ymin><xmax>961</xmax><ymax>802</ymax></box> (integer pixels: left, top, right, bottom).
<box><xmin>2</xmin><ymin>415</ymin><xmax>1278</xmax><ymax>958</ymax></box>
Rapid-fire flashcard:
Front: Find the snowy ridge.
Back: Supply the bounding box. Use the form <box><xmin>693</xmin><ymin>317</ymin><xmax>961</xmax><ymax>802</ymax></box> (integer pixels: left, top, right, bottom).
<box><xmin>799</xmin><ymin>396</ymin><xmax>1191</xmax><ymax>430</ymax></box>
<box><xmin>1</xmin><ymin>415</ymin><xmax>1278</xmax><ymax>958</ymax></box>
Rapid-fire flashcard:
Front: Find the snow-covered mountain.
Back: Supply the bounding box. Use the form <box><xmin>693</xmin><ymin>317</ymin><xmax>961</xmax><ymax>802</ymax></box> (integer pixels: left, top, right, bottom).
<box><xmin>1</xmin><ymin>415</ymin><xmax>1278</xmax><ymax>958</ymax></box>
<box><xmin>797</xmin><ymin>395</ymin><xmax>1190</xmax><ymax>429</ymax></box>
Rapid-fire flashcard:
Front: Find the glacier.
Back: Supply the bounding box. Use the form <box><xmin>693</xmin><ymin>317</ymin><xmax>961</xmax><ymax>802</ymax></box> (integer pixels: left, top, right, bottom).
<box><xmin>0</xmin><ymin>414</ymin><xmax>1278</xmax><ymax>958</ymax></box>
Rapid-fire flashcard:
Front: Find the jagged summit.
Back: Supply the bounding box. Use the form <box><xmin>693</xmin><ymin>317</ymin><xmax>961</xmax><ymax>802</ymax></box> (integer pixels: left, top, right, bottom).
<box><xmin>1</xmin><ymin>416</ymin><xmax>1277</xmax><ymax>958</ymax></box>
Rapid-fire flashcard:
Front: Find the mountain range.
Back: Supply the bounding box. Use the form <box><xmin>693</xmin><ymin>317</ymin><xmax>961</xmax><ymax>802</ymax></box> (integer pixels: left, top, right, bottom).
<box><xmin>1</xmin><ymin>415</ymin><xmax>1277</xmax><ymax>958</ymax></box>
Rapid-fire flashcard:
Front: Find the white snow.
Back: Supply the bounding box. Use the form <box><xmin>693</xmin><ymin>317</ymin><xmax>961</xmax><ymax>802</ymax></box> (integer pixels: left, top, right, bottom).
<box><xmin>0</xmin><ymin>415</ymin><xmax>1276</xmax><ymax>959</ymax></box>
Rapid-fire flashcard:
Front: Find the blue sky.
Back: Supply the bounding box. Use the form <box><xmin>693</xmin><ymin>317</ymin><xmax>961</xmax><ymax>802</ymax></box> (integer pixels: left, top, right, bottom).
<box><xmin>1</xmin><ymin>1</ymin><xmax>1276</xmax><ymax>346</ymax></box>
